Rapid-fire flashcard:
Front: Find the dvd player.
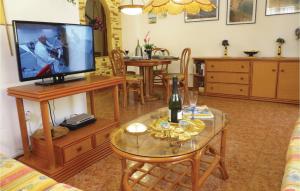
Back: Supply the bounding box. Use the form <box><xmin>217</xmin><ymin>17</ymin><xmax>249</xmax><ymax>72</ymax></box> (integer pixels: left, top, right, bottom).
<box><xmin>60</xmin><ymin>113</ymin><xmax>96</xmax><ymax>131</ymax></box>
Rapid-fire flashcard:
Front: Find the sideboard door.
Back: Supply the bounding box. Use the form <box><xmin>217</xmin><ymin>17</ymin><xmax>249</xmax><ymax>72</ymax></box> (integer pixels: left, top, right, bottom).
<box><xmin>251</xmin><ymin>61</ymin><xmax>277</xmax><ymax>98</ymax></box>
<box><xmin>277</xmin><ymin>62</ymin><xmax>299</xmax><ymax>101</ymax></box>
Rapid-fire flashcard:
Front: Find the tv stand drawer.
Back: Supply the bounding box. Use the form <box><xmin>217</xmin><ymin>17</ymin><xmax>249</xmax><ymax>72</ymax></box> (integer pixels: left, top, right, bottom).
<box><xmin>63</xmin><ymin>138</ymin><xmax>92</xmax><ymax>162</ymax></box>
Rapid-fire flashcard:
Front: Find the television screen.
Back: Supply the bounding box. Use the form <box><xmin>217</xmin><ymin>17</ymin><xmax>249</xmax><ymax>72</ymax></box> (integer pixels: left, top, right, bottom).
<box><xmin>13</xmin><ymin>21</ymin><xmax>95</xmax><ymax>81</ymax></box>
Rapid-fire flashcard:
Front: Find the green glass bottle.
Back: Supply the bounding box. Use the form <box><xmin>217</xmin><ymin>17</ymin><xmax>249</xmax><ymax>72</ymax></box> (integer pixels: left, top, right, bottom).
<box><xmin>135</xmin><ymin>40</ymin><xmax>143</xmax><ymax>57</ymax></box>
<box><xmin>168</xmin><ymin>76</ymin><xmax>182</xmax><ymax>123</ymax></box>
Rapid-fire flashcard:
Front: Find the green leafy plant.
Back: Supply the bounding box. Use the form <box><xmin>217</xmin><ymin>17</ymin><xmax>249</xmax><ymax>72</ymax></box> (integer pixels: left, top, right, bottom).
<box><xmin>276</xmin><ymin>38</ymin><xmax>285</xmax><ymax>44</ymax></box>
<box><xmin>222</xmin><ymin>40</ymin><xmax>229</xmax><ymax>47</ymax></box>
<box><xmin>144</xmin><ymin>31</ymin><xmax>155</xmax><ymax>50</ymax></box>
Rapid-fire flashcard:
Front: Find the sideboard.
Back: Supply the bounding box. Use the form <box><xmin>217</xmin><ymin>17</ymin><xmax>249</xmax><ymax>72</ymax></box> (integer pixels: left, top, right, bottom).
<box><xmin>193</xmin><ymin>57</ymin><xmax>299</xmax><ymax>104</ymax></box>
<box><xmin>7</xmin><ymin>75</ymin><xmax>124</xmax><ymax>181</ymax></box>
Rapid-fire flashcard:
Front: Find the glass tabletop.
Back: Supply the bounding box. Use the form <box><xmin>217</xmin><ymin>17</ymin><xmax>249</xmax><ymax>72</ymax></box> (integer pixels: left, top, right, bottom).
<box><xmin>110</xmin><ymin>107</ymin><xmax>228</xmax><ymax>158</ymax></box>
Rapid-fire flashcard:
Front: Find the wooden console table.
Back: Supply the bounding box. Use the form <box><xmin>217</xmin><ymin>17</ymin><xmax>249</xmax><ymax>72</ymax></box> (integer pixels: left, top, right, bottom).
<box><xmin>193</xmin><ymin>57</ymin><xmax>299</xmax><ymax>104</ymax></box>
<box><xmin>7</xmin><ymin>75</ymin><xmax>124</xmax><ymax>181</ymax></box>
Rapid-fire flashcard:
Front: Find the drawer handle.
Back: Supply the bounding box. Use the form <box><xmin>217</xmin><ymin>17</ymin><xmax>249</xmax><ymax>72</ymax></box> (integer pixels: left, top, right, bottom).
<box><xmin>76</xmin><ymin>146</ymin><xmax>82</xmax><ymax>152</ymax></box>
<box><xmin>240</xmin><ymin>77</ymin><xmax>244</xmax><ymax>80</ymax></box>
<box><xmin>211</xmin><ymin>65</ymin><xmax>214</xmax><ymax>68</ymax></box>
<box><xmin>105</xmin><ymin>133</ymin><xmax>110</xmax><ymax>139</ymax></box>
<box><xmin>272</xmin><ymin>69</ymin><xmax>277</xmax><ymax>72</ymax></box>
<box><xmin>210</xmin><ymin>76</ymin><xmax>214</xmax><ymax>79</ymax></box>
<box><xmin>240</xmin><ymin>89</ymin><xmax>243</xmax><ymax>92</ymax></box>
<box><xmin>210</xmin><ymin>87</ymin><xmax>214</xmax><ymax>90</ymax></box>
<box><xmin>241</xmin><ymin>65</ymin><xmax>245</xmax><ymax>69</ymax></box>
<box><xmin>281</xmin><ymin>69</ymin><xmax>285</xmax><ymax>72</ymax></box>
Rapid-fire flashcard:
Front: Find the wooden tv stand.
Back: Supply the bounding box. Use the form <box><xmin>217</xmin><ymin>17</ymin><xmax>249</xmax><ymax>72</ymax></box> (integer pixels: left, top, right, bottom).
<box><xmin>7</xmin><ymin>75</ymin><xmax>124</xmax><ymax>181</ymax></box>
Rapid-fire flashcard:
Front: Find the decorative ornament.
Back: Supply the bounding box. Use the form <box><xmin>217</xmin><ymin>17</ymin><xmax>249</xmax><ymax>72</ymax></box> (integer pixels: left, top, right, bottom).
<box><xmin>222</xmin><ymin>40</ymin><xmax>229</xmax><ymax>57</ymax></box>
<box><xmin>276</xmin><ymin>38</ymin><xmax>285</xmax><ymax>57</ymax></box>
<box><xmin>295</xmin><ymin>27</ymin><xmax>300</xmax><ymax>40</ymax></box>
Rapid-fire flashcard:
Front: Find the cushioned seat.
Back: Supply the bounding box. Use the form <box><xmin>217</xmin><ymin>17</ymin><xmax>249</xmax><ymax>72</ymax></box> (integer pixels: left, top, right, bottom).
<box><xmin>0</xmin><ymin>154</ymin><xmax>81</xmax><ymax>191</ymax></box>
<box><xmin>126</xmin><ymin>74</ymin><xmax>143</xmax><ymax>81</ymax></box>
<box><xmin>281</xmin><ymin>120</ymin><xmax>300</xmax><ymax>191</ymax></box>
<box><xmin>163</xmin><ymin>73</ymin><xmax>184</xmax><ymax>80</ymax></box>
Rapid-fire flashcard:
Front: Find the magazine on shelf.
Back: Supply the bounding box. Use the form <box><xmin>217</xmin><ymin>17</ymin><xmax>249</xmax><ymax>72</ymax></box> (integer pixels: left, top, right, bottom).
<box><xmin>183</xmin><ymin>105</ymin><xmax>214</xmax><ymax>119</ymax></box>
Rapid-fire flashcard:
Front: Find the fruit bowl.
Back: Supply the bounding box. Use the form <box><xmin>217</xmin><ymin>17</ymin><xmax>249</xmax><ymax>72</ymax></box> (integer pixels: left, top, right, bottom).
<box><xmin>243</xmin><ymin>50</ymin><xmax>259</xmax><ymax>57</ymax></box>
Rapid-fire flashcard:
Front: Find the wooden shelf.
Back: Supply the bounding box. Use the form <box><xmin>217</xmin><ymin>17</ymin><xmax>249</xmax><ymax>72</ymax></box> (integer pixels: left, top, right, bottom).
<box><xmin>8</xmin><ymin>76</ymin><xmax>123</xmax><ymax>181</ymax></box>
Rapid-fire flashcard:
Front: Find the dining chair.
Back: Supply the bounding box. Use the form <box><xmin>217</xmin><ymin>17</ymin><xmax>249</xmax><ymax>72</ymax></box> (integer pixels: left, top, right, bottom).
<box><xmin>152</xmin><ymin>48</ymin><xmax>170</xmax><ymax>86</ymax></box>
<box><xmin>110</xmin><ymin>49</ymin><xmax>144</xmax><ymax>107</ymax></box>
<box><xmin>163</xmin><ymin>48</ymin><xmax>191</xmax><ymax>103</ymax></box>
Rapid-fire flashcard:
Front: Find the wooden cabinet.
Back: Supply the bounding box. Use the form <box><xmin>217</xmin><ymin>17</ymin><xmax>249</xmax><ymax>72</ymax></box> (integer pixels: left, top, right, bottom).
<box><xmin>251</xmin><ymin>61</ymin><xmax>278</xmax><ymax>98</ymax></box>
<box><xmin>205</xmin><ymin>60</ymin><xmax>250</xmax><ymax>97</ymax></box>
<box><xmin>193</xmin><ymin>57</ymin><xmax>299</xmax><ymax>104</ymax></box>
<box><xmin>277</xmin><ymin>62</ymin><xmax>299</xmax><ymax>100</ymax></box>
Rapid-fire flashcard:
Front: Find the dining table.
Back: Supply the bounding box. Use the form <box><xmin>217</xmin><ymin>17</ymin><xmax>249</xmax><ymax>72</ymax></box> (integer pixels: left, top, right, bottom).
<box><xmin>124</xmin><ymin>58</ymin><xmax>177</xmax><ymax>101</ymax></box>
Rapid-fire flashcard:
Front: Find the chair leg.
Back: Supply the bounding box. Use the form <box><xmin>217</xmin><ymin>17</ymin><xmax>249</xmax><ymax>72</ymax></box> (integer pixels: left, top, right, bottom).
<box><xmin>165</xmin><ymin>79</ymin><xmax>170</xmax><ymax>103</ymax></box>
<box><xmin>123</xmin><ymin>81</ymin><xmax>127</xmax><ymax>108</ymax></box>
<box><xmin>140</xmin><ymin>81</ymin><xmax>145</xmax><ymax>105</ymax></box>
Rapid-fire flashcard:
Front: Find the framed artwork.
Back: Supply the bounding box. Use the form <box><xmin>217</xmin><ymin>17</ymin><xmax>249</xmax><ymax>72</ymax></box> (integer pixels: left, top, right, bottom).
<box><xmin>226</xmin><ymin>0</ymin><xmax>257</xmax><ymax>25</ymax></box>
<box><xmin>148</xmin><ymin>13</ymin><xmax>157</xmax><ymax>24</ymax></box>
<box><xmin>184</xmin><ymin>0</ymin><xmax>219</xmax><ymax>23</ymax></box>
<box><xmin>265</xmin><ymin>0</ymin><xmax>300</xmax><ymax>16</ymax></box>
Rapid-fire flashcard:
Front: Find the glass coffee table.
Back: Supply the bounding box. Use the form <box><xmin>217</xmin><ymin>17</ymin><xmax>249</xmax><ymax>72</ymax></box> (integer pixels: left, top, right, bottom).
<box><xmin>110</xmin><ymin>107</ymin><xmax>229</xmax><ymax>191</ymax></box>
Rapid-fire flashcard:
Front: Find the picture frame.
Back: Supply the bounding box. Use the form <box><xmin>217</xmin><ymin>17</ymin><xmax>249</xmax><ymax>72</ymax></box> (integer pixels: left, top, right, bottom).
<box><xmin>265</xmin><ymin>0</ymin><xmax>300</xmax><ymax>16</ymax></box>
<box><xmin>184</xmin><ymin>0</ymin><xmax>219</xmax><ymax>23</ymax></box>
<box><xmin>226</xmin><ymin>0</ymin><xmax>257</xmax><ymax>25</ymax></box>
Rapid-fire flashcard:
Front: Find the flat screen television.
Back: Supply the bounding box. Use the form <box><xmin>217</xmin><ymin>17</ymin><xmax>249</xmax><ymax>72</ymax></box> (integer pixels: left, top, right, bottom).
<box><xmin>13</xmin><ymin>20</ymin><xmax>95</xmax><ymax>85</ymax></box>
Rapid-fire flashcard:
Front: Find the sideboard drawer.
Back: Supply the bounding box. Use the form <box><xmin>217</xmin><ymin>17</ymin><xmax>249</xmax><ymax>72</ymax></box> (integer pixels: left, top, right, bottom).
<box><xmin>206</xmin><ymin>72</ymin><xmax>249</xmax><ymax>84</ymax></box>
<box><xmin>95</xmin><ymin>128</ymin><xmax>113</xmax><ymax>147</ymax></box>
<box><xmin>206</xmin><ymin>83</ymin><xmax>249</xmax><ymax>96</ymax></box>
<box><xmin>64</xmin><ymin>138</ymin><xmax>92</xmax><ymax>162</ymax></box>
<box><xmin>206</xmin><ymin>61</ymin><xmax>249</xmax><ymax>72</ymax></box>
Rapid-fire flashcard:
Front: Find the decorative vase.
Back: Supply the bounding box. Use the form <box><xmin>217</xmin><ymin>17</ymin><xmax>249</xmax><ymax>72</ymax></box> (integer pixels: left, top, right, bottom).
<box><xmin>277</xmin><ymin>45</ymin><xmax>282</xmax><ymax>57</ymax></box>
<box><xmin>145</xmin><ymin>49</ymin><xmax>152</xmax><ymax>60</ymax></box>
<box><xmin>224</xmin><ymin>46</ymin><xmax>228</xmax><ymax>56</ymax></box>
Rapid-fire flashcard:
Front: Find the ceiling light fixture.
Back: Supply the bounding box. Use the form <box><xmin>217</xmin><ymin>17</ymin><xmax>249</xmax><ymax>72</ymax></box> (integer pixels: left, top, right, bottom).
<box><xmin>144</xmin><ymin>0</ymin><xmax>216</xmax><ymax>15</ymax></box>
<box><xmin>119</xmin><ymin>0</ymin><xmax>144</xmax><ymax>15</ymax></box>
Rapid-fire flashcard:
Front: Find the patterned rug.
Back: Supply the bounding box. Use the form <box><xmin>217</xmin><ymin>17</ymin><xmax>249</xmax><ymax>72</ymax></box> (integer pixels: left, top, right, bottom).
<box><xmin>65</xmin><ymin>91</ymin><xmax>299</xmax><ymax>191</ymax></box>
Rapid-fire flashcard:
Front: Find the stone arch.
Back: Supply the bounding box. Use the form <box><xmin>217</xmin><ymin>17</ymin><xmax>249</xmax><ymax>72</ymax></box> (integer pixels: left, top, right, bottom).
<box><xmin>79</xmin><ymin>0</ymin><xmax>122</xmax><ymax>75</ymax></box>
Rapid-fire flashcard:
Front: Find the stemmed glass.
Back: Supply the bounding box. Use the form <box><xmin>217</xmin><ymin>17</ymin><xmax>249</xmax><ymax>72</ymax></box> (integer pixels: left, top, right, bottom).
<box><xmin>189</xmin><ymin>90</ymin><xmax>199</xmax><ymax>120</ymax></box>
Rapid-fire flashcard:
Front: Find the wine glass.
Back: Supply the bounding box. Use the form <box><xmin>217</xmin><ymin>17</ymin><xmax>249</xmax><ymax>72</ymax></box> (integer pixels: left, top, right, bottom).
<box><xmin>124</xmin><ymin>50</ymin><xmax>129</xmax><ymax>57</ymax></box>
<box><xmin>189</xmin><ymin>90</ymin><xmax>199</xmax><ymax>120</ymax></box>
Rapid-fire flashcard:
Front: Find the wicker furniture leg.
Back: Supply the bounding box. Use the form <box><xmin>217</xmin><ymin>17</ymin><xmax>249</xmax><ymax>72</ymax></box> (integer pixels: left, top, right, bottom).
<box><xmin>219</xmin><ymin>128</ymin><xmax>229</xmax><ymax>179</ymax></box>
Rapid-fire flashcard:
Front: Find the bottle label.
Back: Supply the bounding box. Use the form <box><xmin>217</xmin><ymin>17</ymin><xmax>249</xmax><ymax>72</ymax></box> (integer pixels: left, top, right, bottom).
<box><xmin>168</xmin><ymin>109</ymin><xmax>183</xmax><ymax>122</ymax></box>
<box><xmin>177</xmin><ymin>110</ymin><xmax>183</xmax><ymax>120</ymax></box>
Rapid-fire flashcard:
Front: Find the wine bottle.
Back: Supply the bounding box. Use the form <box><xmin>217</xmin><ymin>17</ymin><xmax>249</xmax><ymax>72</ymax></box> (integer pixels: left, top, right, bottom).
<box><xmin>135</xmin><ymin>40</ymin><xmax>143</xmax><ymax>57</ymax></box>
<box><xmin>168</xmin><ymin>76</ymin><xmax>182</xmax><ymax>123</ymax></box>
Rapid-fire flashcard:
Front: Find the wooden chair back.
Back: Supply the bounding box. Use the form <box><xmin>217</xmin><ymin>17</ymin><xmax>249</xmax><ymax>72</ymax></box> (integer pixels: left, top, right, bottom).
<box><xmin>110</xmin><ymin>49</ymin><xmax>125</xmax><ymax>76</ymax></box>
<box><xmin>153</xmin><ymin>48</ymin><xmax>170</xmax><ymax>56</ymax></box>
<box><xmin>153</xmin><ymin>48</ymin><xmax>170</xmax><ymax>71</ymax></box>
<box><xmin>179</xmin><ymin>48</ymin><xmax>191</xmax><ymax>80</ymax></box>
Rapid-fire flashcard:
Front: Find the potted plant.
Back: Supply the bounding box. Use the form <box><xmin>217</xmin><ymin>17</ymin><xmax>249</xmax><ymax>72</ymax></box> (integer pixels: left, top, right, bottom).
<box><xmin>222</xmin><ymin>40</ymin><xmax>229</xmax><ymax>56</ymax></box>
<box><xmin>276</xmin><ymin>38</ymin><xmax>285</xmax><ymax>57</ymax></box>
<box><xmin>143</xmin><ymin>32</ymin><xmax>155</xmax><ymax>59</ymax></box>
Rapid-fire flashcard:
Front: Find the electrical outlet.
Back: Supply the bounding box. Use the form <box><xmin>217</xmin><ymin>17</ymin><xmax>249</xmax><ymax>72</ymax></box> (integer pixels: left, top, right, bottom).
<box><xmin>25</xmin><ymin>111</ymin><xmax>31</xmax><ymax>121</ymax></box>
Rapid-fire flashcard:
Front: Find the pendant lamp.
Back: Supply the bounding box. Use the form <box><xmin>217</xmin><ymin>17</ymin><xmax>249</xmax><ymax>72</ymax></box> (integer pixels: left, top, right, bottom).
<box><xmin>119</xmin><ymin>0</ymin><xmax>144</xmax><ymax>15</ymax></box>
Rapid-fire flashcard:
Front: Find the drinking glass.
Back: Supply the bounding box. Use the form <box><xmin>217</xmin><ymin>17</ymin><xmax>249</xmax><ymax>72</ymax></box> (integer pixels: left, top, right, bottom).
<box><xmin>189</xmin><ymin>90</ymin><xmax>199</xmax><ymax>120</ymax></box>
<box><xmin>124</xmin><ymin>50</ymin><xmax>129</xmax><ymax>57</ymax></box>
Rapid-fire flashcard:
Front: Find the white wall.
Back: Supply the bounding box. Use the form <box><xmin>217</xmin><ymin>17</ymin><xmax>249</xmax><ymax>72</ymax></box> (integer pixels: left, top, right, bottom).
<box><xmin>0</xmin><ymin>0</ymin><xmax>85</xmax><ymax>158</ymax></box>
<box><xmin>121</xmin><ymin>0</ymin><xmax>300</xmax><ymax>85</ymax></box>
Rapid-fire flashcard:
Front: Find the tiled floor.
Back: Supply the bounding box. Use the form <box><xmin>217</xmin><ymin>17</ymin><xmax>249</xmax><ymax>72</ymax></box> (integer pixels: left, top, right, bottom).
<box><xmin>65</xmin><ymin>88</ymin><xmax>299</xmax><ymax>191</ymax></box>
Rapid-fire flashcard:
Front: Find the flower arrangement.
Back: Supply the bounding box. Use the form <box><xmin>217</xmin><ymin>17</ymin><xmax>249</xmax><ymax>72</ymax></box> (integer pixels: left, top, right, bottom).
<box><xmin>89</xmin><ymin>16</ymin><xmax>104</xmax><ymax>31</ymax></box>
<box><xmin>276</xmin><ymin>38</ymin><xmax>285</xmax><ymax>45</ymax></box>
<box><xmin>143</xmin><ymin>31</ymin><xmax>155</xmax><ymax>50</ymax></box>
